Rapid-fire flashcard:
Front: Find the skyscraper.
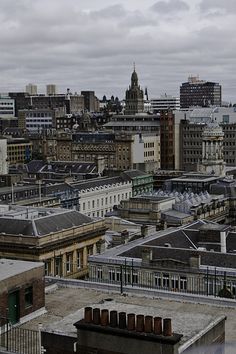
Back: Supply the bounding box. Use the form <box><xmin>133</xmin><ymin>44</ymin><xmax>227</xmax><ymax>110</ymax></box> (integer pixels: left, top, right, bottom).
<box><xmin>46</xmin><ymin>84</ymin><xmax>57</xmax><ymax>96</ymax></box>
<box><xmin>180</xmin><ymin>76</ymin><xmax>221</xmax><ymax>108</ymax></box>
<box><xmin>25</xmin><ymin>83</ymin><xmax>37</xmax><ymax>95</ymax></box>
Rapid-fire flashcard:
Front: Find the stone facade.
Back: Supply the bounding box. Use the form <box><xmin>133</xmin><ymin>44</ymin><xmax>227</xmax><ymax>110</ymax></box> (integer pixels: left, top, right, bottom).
<box><xmin>125</xmin><ymin>68</ymin><xmax>144</xmax><ymax>115</ymax></box>
<box><xmin>0</xmin><ymin>206</ymin><xmax>106</xmax><ymax>279</ymax></box>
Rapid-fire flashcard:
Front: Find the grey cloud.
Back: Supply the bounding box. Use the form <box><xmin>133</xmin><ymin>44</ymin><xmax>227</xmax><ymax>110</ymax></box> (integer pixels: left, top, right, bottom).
<box><xmin>199</xmin><ymin>0</ymin><xmax>236</xmax><ymax>13</ymax></box>
<box><xmin>90</xmin><ymin>4</ymin><xmax>126</xmax><ymax>18</ymax></box>
<box><xmin>0</xmin><ymin>0</ymin><xmax>236</xmax><ymax>102</ymax></box>
<box><xmin>119</xmin><ymin>11</ymin><xmax>157</xmax><ymax>28</ymax></box>
<box><xmin>151</xmin><ymin>0</ymin><xmax>189</xmax><ymax>14</ymax></box>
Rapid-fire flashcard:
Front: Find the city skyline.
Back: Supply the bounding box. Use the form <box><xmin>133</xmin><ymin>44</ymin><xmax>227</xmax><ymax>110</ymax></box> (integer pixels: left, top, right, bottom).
<box><xmin>1</xmin><ymin>0</ymin><xmax>236</xmax><ymax>101</ymax></box>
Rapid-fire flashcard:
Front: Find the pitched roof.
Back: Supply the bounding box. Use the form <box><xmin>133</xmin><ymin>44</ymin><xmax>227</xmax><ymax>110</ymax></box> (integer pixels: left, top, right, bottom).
<box><xmin>0</xmin><ymin>210</ymin><xmax>93</xmax><ymax>237</ymax></box>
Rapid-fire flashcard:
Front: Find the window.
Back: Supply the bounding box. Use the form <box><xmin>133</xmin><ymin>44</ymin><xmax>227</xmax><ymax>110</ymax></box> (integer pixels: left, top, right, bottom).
<box><xmin>25</xmin><ymin>286</ymin><xmax>33</xmax><ymax>307</ymax></box>
<box><xmin>66</xmin><ymin>253</ymin><xmax>72</xmax><ymax>273</ymax></box>
<box><xmin>116</xmin><ymin>269</ymin><xmax>121</xmax><ymax>282</ymax></box>
<box><xmin>77</xmin><ymin>251</ymin><xmax>82</xmax><ymax>269</ymax></box>
<box><xmin>132</xmin><ymin>271</ymin><xmax>138</xmax><ymax>284</ymax></box>
<box><xmin>45</xmin><ymin>260</ymin><xmax>51</xmax><ymax>276</ymax></box>
<box><xmin>180</xmin><ymin>276</ymin><xmax>187</xmax><ymax>291</ymax></box>
<box><xmin>109</xmin><ymin>269</ymin><xmax>116</xmax><ymax>282</ymax></box>
<box><xmin>97</xmin><ymin>267</ymin><xmax>103</xmax><ymax>280</ymax></box>
<box><xmin>171</xmin><ymin>275</ymin><xmax>179</xmax><ymax>289</ymax></box>
<box><xmin>154</xmin><ymin>273</ymin><xmax>162</xmax><ymax>287</ymax></box>
<box><xmin>124</xmin><ymin>271</ymin><xmax>131</xmax><ymax>284</ymax></box>
<box><xmin>163</xmin><ymin>273</ymin><xmax>170</xmax><ymax>288</ymax></box>
<box><xmin>55</xmin><ymin>256</ymin><xmax>62</xmax><ymax>276</ymax></box>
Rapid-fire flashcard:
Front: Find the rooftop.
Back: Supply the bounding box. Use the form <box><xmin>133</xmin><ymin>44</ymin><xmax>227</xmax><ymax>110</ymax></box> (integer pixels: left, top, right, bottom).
<box><xmin>0</xmin><ymin>205</ymin><xmax>94</xmax><ymax>236</ymax></box>
<box><xmin>19</xmin><ymin>285</ymin><xmax>235</xmax><ymax>345</ymax></box>
<box><xmin>0</xmin><ymin>258</ymin><xmax>43</xmax><ymax>282</ymax></box>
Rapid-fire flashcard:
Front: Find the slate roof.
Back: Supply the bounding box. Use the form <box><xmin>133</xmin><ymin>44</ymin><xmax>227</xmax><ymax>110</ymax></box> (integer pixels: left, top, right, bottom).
<box><xmin>41</xmin><ymin>162</ymin><xmax>97</xmax><ymax>175</ymax></box>
<box><xmin>0</xmin><ymin>210</ymin><xmax>93</xmax><ymax>237</ymax></box>
<box><xmin>27</xmin><ymin>160</ymin><xmax>45</xmax><ymax>173</ymax></box>
<box><xmin>70</xmin><ymin>176</ymin><xmax>129</xmax><ymax>192</ymax></box>
<box><xmin>122</xmin><ymin>170</ymin><xmax>149</xmax><ymax>179</ymax></box>
<box><xmin>90</xmin><ymin>220</ymin><xmax>236</xmax><ymax>270</ymax></box>
<box><xmin>121</xmin><ymin>245</ymin><xmax>236</xmax><ymax>270</ymax></box>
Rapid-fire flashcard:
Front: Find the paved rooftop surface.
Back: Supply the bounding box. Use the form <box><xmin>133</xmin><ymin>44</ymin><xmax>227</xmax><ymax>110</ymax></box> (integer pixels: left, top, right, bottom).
<box><xmin>20</xmin><ymin>286</ymin><xmax>236</xmax><ymax>345</ymax></box>
<box><xmin>0</xmin><ymin>259</ymin><xmax>43</xmax><ymax>281</ymax></box>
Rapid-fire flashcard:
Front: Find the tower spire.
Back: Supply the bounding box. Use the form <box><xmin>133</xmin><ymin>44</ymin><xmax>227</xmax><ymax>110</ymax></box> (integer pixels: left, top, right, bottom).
<box><xmin>133</xmin><ymin>62</ymin><xmax>136</xmax><ymax>72</ymax></box>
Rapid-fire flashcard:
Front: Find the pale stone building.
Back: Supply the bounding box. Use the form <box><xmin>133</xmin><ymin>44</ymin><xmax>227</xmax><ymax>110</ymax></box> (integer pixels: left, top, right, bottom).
<box><xmin>0</xmin><ymin>205</ymin><xmax>106</xmax><ymax>278</ymax></box>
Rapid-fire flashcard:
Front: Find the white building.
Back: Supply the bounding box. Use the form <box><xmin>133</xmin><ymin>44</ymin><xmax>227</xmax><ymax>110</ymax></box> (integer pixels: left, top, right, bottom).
<box><xmin>151</xmin><ymin>94</ymin><xmax>180</xmax><ymax>112</ymax></box>
<box><xmin>25</xmin><ymin>110</ymin><xmax>53</xmax><ymax>132</ymax></box>
<box><xmin>0</xmin><ymin>139</ymin><xmax>8</xmax><ymax>175</ymax></box>
<box><xmin>131</xmin><ymin>134</ymin><xmax>160</xmax><ymax>173</ymax></box>
<box><xmin>76</xmin><ymin>177</ymin><xmax>133</xmax><ymax>218</ymax></box>
<box><xmin>0</xmin><ymin>95</ymin><xmax>15</xmax><ymax>118</ymax></box>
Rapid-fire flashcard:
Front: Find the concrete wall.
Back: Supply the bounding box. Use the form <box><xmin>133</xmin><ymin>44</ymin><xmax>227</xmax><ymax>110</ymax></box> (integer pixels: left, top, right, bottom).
<box><xmin>77</xmin><ymin>329</ymin><xmax>178</xmax><ymax>354</ymax></box>
<box><xmin>41</xmin><ymin>332</ymin><xmax>76</xmax><ymax>354</ymax></box>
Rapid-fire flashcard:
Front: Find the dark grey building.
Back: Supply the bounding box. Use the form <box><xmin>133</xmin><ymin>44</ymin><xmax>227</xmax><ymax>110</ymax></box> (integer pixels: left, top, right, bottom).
<box><xmin>180</xmin><ymin>76</ymin><xmax>221</xmax><ymax>108</ymax></box>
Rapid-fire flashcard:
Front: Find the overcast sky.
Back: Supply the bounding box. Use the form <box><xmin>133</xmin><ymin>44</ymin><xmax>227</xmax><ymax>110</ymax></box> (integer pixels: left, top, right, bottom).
<box><xmin>1</xmin><ymin>0</ymin><xmax>236</xmax><ymax>101</ymax></box>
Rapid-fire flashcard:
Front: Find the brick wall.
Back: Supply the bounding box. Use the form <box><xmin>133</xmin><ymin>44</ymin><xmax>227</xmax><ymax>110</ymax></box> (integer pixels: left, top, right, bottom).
<box><xmin>19</xmin><ymin>277</ymin><xmax>45</xmax><ymax>318</ymax></box>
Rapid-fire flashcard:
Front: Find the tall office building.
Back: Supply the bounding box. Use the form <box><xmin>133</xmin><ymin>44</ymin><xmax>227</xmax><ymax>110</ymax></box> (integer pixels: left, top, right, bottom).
<box><xmin>46</xmin><ymin>84</ymin><xmax>57</xmax><ymax>96</ymax></box>
<box><xmin>180</xmin><ymin>76</ymin><xmax>221</xmax><ymax>108</ymax></box>
<box><xmin>25</xmin><ymin>83</ymin><xmax>38</xmax><ymax>95</ymax></box>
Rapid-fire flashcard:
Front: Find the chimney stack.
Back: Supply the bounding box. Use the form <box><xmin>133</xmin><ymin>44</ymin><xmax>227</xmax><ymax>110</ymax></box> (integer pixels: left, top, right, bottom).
<box><xmin>82</xmin><ymin>308</ymin><xmax>174</xmax><ymax>339</ymax></box>
<box><xmin>84</xmin><ymin>307</ymin><xmax>93</xmax><ymax>323</ymax></box>
<box><xmin>163</xmin><ymin>318</ymin><xmax>172</xmax><ymax>337</ymax></box>
<box><xmin>93</xmin><ymin>308</ymin><xmax>101</xmax><ymax>325</ymax></box>
<box><xmin>127</xmin><ymin>313</ymin><xmax>135</xmax><ymax>331</ymax></box>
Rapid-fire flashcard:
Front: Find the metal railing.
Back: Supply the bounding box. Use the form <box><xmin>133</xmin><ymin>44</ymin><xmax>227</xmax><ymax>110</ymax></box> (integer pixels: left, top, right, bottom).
<box><xmin>0</xmin><ymin>324</ymin><xmax>39</xmax><ymax>354</ymax></box>
<box><xmin>89</xmin><ymin>265</ymin><xmax>236</xmax><ymax>300</ymax></box>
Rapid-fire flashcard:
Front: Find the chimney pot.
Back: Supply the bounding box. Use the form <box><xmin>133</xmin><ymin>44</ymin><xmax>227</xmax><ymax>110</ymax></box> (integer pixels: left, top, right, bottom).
<box><xmin>154</xmin><ymin>317</ymin><xmax>162</xmax><ymax>335</ymax></box>
<box><xmin>119</xmin><ymin>312</ymin><xmax>127</xmax><ymax>329</ymax></box>
<box><xmin>163</xmin><ymin>318</ymin><xmax>172</xmax><ymax>336</ymax></box>
<box><xmin>144</xmin><ymin>316</ymin><xmax>153</xmax><ymax>333</ymax></box>
<box><xmin>127</xmin><ymin>313</ymin><xmax>135</xmax><ymax>331</ymax></box>
<box><xmin>84</xmin><ymin>307</ymin><xmax>92</xmax><ymax>323</ymax></box>
<box><xmin>93</xmin><ymin>308</ymin><xmax>101</xmax><ymax>325</ymax></box>
<box><xmin>101</xmin><ymin>309</ymin><xmax>109</xmax><ymax>326</ymax></box>
<box><xmin>110</xmin><ymin>310</ymin><xmax>118</xmax><ymax>327</ymax></box>
<box><xmin>136</xmin><ymin>314</ymin><xmax>144</xmax><ymax>332</ymax></box>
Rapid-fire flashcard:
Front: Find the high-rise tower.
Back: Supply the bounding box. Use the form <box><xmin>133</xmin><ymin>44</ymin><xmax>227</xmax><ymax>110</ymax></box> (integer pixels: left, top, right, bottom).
<box><xmin>125</xmin><ymin>65</ymin><xmax>144</xmax><ymax>115</ymax></box>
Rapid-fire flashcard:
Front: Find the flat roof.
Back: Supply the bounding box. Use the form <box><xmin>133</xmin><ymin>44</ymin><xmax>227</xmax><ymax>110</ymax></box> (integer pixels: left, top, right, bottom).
<box><xmin>0</xmin><ymin>258</ymin><xmax>44</xmax><ymax>282</ymax></box>
<box><xmin>20</xmin><ymin>285</ymin><xmax>233</xmax><ymax>347</ymax></box>
<box><xmin>170</xmin><ymin>175</ymin><xmax>220</xmax><ymax>183</ymax></box>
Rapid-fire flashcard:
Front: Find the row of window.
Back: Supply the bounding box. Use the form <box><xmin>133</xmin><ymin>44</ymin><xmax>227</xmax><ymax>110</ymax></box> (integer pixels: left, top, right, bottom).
<box><xmin>26</xmin><ymin>112</ymin><xmax>52</xmax><ymax>117</ymax></box>
<box><xmin>82</xmin><ymin>192</ymin><xmax>131</xmax><ymax>211</ymax></box>
<box><xmin>95</xmin><ymin>267</ymin><xmax>188</xmax><ymax>291</ymax></box>
<box><xmin>144</xmin><ymin>151</ymin><xmax>154</xmax><ymax>157</ymax></box>
<box><xmin>44</xmin><ymin>249</ymin><xmax>88</xmax><ymax>276</ymax></box>
<box><xmin>144</xmin><ymin>142</ymin><xmax>155</xmax><ymax>148</ymax></box>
